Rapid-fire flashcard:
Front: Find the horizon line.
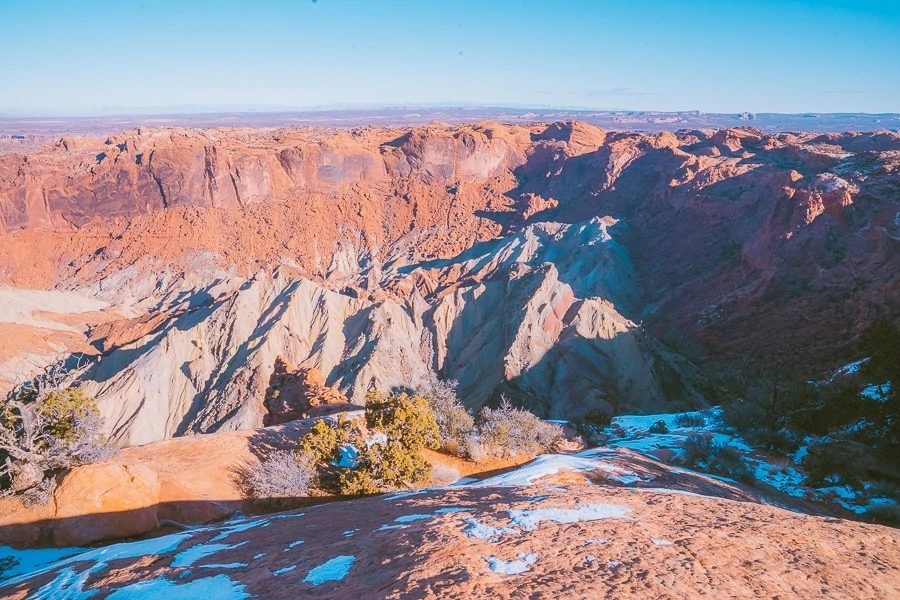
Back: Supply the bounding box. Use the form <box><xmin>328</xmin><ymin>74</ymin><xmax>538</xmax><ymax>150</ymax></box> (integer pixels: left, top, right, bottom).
<box><xmin>2</xmin><ymin>104</ymin><xmax>900</xmax><ymax>119</ymax></box>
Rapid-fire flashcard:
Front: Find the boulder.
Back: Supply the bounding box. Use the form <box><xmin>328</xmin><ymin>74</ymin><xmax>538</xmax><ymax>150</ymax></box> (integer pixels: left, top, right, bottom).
<box><xmin>264</xmin><ymin>357</ymin><xmax>349</xmax><ymax>425</ymax></box>
<box><xmin>50</xmin><ymin>463</ymin><xmax>160</xmax><ymax>546</ymax></box>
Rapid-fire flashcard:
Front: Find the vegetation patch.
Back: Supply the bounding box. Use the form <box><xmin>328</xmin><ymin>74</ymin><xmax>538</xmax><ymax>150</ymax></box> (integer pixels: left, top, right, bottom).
<box><xmin>1</xmin><ymin>363</ymin><xmax>115</xmax><ymax>505</ymax></box>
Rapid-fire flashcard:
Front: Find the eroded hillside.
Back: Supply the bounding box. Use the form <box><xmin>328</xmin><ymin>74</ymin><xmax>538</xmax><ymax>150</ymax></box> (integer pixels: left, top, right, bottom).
<box><xmin>0</xmin><ymin>122</ymin><xmax>898</xmax><ymax>445</ymax></box>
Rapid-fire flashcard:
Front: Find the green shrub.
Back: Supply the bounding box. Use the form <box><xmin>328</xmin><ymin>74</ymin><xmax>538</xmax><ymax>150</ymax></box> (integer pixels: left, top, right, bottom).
<box><xmin>299</xmin><ymin>416</ymin><xmax>353</xmax><ymax>465</ymax></box>
<box><xmin>35</xmin><ymin>388</ymin><xmax>100</xmax><ymax>443</ymax></box>
<box><xmin>649</xmin><ymin>420</ymin><xmax>669</xmax><ymax>434</ymax></box>
<box><xmin>802</xmin><ymin>443</ymin><xmax>861</xmax><ymax>489</ymax></box>
<box><xmin>582</xmin><ymin>409</ymin><xmax>612</xmax><ymax>428</ymax></box>
<box><xmin>680</xmin><ymin>434</ymin><xmax>755</xmax><ymax>484</ymax></box>
<box><xmin>675</xmin><ymin>413</ymin><xmax>706</xmax><ymax>428</ymax></box>
<box><xmin>307</xmin><ymin>391</ymin><xmax>442</xmax><ymax>495</ymax></box>
<box><xmin>364</xmin><ymin>392</ymin><xmax>440</xmax><ymax>452</ymax></box>
<box><xmin>2</xmin><ymin>378</ymin><xmax>114</xmax><ymax>499</ymax></box>
<box><xmin>338</xmin><ymin>438</ymin><xmax>433</xmax><ymax>495</ymax></box>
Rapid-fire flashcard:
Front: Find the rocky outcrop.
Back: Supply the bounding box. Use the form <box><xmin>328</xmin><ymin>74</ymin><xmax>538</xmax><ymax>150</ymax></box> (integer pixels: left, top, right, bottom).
<box><xmin>3</xmin><ymin>454</ymin><xmax>899</xmax><ymax>598</ymax></box>
<box><xmin>0</xmin><ymin>419</ymin><xmax>325</xmax><ymax>546</ymax></box>
<box><xmin>0</xmin><ymin>463</ymin><xmax>160</xmax><ymax>547</ymax></box>
<box><xmin>50</xmin><ymin>464</ymin><xmax>160</xmax><ymax>547</ymax></box>
<box><xmin>264</xmin><ymin>358</ymin><xmax>352</xmax><ymax>425</ymax></box>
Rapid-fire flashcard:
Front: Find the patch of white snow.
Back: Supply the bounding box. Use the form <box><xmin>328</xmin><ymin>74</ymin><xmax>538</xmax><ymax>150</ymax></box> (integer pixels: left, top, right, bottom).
<box><xmin>303</xmin><ymin>555</ymin><xmax>355</xmax><ymax>585</ymax></box>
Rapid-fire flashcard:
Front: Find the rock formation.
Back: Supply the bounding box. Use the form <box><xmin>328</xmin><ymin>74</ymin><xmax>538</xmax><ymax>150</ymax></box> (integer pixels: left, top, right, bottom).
<box><xmin>0</xmin><ymin>121</ymin><xmax>897</xmax><ymax>447</ymax></box>
<box><xmin>264</xmin><ymin>358</ymin><xmax>351</xmax><ymax>425</ymax></box>
<box><xmin>2</xmin><ymin>451</ymin><xmax>898</xmax><ymax>598</ymax></box>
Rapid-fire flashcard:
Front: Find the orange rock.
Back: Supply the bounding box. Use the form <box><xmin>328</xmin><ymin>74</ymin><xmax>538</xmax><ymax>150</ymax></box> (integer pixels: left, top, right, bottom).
<box><xmin>264</xmin><ymin>357</ymin><xmax>348</xmax><ymax>425</ymax></box>
<box><xmin>50</xmin><ymin>463</ymin><xmax>160</xmax><ymax>546</ymax></box>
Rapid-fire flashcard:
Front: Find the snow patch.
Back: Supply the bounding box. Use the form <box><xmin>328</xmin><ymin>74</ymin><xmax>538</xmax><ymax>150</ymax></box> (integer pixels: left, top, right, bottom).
<box><xmin>210</xmin><ymin>518</ymin><xmax>269</xmax><ymax>541</ymax></box>
<box><xmin>461</xmin><ymin>518</ymin><xmax>519</xmax><ymax>541</ymax></box>
<box><xmin>394</xmin><ymin>514</ymin><xmax>433</xmax><ymax>523</ymax></box>
<box><xmin>861</xmin><ymin>383</ymin><xmax>891</xmax><ymax>401</ymax></box>
<box><xmin>374</xmin><ymin>524</ymin><xmax>407</xmax><ymax>532</ymax></box>
<box><xmin>383</xmin><ymin>489</ymin><xmax>429</xmax><ymax>500</ymax></box>
<box><xmin>0</xmin><ymin>546</ymin><xmax>85</xmax><ymax>580</ymax></box>
<box><xmin>508</xmin><ymin>503</ymin><xmax>630</xmax><ymax>531</ymax></box>
<box><xmin>172</xmin><ymin>542</ymin><xmax>247</xmax><ymax>568</ymax></box>
<box><xmin>29</xmin><ymin>567</ymin><xmax>97</xmax><ymax>600</ymax></box>
<box><xmin>303</xmin><ymin>555</ymin><xmax>355</xmax><ymax>585</ymax></box>
<box><xmin>3</xmin><ymin>532</ymin><xmax>193</xmax><ymax>587</ymax></box>
<box><xmin>484</xmin><ymin>553</ymin><xmax>537</xmax><ymax>575</ymax></box>
<box><xmin>104</xmin><ymin>574</ymin><xmax>249</xmax><ymax>600</ymax></box>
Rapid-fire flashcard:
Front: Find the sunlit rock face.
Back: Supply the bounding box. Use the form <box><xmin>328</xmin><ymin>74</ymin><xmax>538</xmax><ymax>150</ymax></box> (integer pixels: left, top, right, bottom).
<box><xmin>1</xmin><ymin>122</ymin><xmax>898</xmax><ymax>445</ymax></box>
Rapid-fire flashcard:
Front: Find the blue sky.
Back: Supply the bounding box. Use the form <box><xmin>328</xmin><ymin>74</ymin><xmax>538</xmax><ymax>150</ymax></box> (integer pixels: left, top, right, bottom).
<box><xmin>1</xmin><ymin>0</ymin><xmax>898</xmax><ymax>114</ymax></box>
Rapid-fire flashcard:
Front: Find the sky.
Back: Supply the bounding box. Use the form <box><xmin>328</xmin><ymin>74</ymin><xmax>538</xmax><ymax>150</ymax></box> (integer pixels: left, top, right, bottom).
<box><xmin>1</xmin><ymin>0</ymin><xmax>899</xmax><ymax>115</ymax></box>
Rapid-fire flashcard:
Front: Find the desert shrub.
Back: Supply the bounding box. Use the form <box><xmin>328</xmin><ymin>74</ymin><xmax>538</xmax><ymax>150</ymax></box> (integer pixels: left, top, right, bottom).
<box><xmin>708</xmin><ymin>444</ymin><xmax>756</xmax><ymax>484</ymax></box>
<box><xmin>463</xmin><ymin>435</ymin><xmax>488</xmax><ymax>463</ymax></box>
<box><xmin>648</xmin><ymin>420</ymin><xmax>669</xmax><ymax>434</ymax></box>
<box><xmin>743</xmin><ymin>427</ymin><xmax>800</xmax><ymax>456</ymax></box>
<box><xmin>245</xmin><ymin>451</ymin><xmax>316</xmax><ymax>500</ymax></box>
<box><xmin>430</xmin><ymin>462</ymin><xmax>461</xmax><ymax>486</ymax></box>
<box><xmin>721</xmin><ymin>397</ymin><xmax>767</xmax><ymax>431</ymax></box>
<box><xmin>680</xmin><ymin>434</ymin><xmax>755</xmax><ymax>484</ymax></box>
<box><xmin>862</xmin><ymin>503</ymin><xmax>900</xmax><ymax>526</ymax></box>
<box><xmin>421</xmin><ymin>379</ymin><xmax>475</xmax><ymax>443</ymax></box>
<box><xmin>582</xmin><ymin>409</ymin><xmax>612</xmax><ymax>428</ymax></box>
<box><xmin>419</xmin><ymin>380</ymin><xmax>475</xmax><ymax>454</ymax></box>
<box><xmin>866</xmin><ymin>479</ymin><xmax>900</xmax><ymax>502</ymax></box>
<box><xmin>477</xmin><ymin>397</ymin><xmax>563</xmax><ymax>458</ymax></box>
<box><xmin>572</xmin><ymin>409</ymin><xmax>612</xmax><ymax>448</ymax></box>
<box><xmin>682</xmin><ymin>434</ymin><xmax>714</xmax><ymax>466</ymax></box>
<box><xmin>314</xmin><ymin>391</ymin><xmax>442</xmax><ymax>495</ymax></box>
<box><xmin>299</xmin><ymin>416</ymin><xmax>354</xmax><ymax>465</ymax></box>
<box><xmin>675</xmin><ymin>413</ymin><xmax>706</xmax><ymax>428</ymax></box>
<box><xmin>858</xmin><ymin>319</ymin><xmax>900</xmax><ymax>387</ymax></box>
<box><xmin>802</xmin><ymin>442</ymin><xmax>861</xmax><ymax>489</ymax></box>
<box><xmin>1</xmin><ymin>369</ymin><xmax>115</xmax><ymax>499</ymax></box>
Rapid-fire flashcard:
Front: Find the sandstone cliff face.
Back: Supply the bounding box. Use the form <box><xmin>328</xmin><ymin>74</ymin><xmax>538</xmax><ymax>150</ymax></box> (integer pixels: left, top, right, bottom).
<box><xmin>0</xmin><ymin>121</ymin><xmax>897</xmax><ymax>445</ymax></box>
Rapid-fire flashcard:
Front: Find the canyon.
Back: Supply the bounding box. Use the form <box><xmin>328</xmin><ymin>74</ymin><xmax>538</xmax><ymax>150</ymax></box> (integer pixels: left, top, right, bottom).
<box><xmin>0</xmin><ymin>119</ymin><xmax>898</xmax><ymax>598</ymax></box>
<box><xmin>0</xmin><ymin>120</ymin><xmax>897</xmax><ymax>446</ymax></box>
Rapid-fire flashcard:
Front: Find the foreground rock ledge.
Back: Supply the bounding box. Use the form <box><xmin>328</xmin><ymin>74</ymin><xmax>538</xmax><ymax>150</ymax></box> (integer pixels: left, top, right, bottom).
<box><xmin>2</xmin><ymin>483</ymin><xmax>898</xmax><ymax>599</ymax></box>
